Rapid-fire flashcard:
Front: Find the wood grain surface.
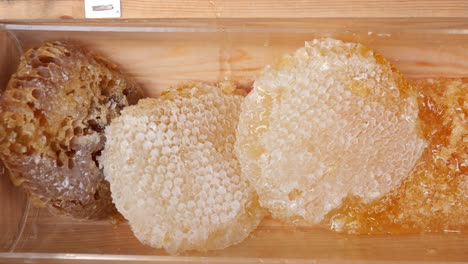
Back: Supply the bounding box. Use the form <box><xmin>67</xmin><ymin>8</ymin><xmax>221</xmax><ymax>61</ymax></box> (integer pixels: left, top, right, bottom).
<box><xmin>0</xmin><ymin>0</ymin><xmax>467</xmax><ymax>20</ymax></box>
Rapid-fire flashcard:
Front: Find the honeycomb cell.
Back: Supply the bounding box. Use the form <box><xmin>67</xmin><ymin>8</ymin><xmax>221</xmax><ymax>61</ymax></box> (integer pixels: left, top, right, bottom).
<box><xmin>323</xmin><ymin>78</ymin><xmax>468</xmax><ymax>234</ymax></box>
<box><xmin>0</xmin><ymin>41</ymin><xmax>143</xmax><ymax>219</ymax></box>
<box><xmin>236</xmin><ymin>38</ymin><xmax>426</xmax><ymax>224</ymax></box>
<box><xmin>101</xmin><ymin>82</ymin><xmax>265</xmax><ymax>254</ymax></box>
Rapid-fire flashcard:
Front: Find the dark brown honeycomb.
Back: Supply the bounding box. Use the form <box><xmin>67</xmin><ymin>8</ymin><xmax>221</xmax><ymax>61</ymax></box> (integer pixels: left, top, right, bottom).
<box><xmin>0</xmin><ymin>41</ymin><xmax>143</xmax><ymax>219</ymax></box>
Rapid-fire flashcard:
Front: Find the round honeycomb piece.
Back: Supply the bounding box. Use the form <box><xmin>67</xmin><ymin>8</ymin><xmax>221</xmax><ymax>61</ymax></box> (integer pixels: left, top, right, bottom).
<box><xmin>101</xmin><ymin>82</ymin><xmax>265</xmax><ymax>254</ymax></box>
<box><xmin>236</xmin><ymin>38</ymin><xmax>427</xmax><ymax>225</ymax></box>
<box><xmin>323</xmin><ymin>78</ymin><xmax>468</xmax><ymax>234</ymax></box>
<box><xmin>0</xmin><ymin>41</ymin><xmax>143</xmax><ymax>219</ymax></box>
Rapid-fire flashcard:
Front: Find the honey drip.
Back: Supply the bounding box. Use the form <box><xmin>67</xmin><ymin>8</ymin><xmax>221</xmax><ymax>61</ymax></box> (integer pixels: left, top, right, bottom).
<box><xmin>323</xmin><ymin>78</ymin><xmax>468</xmax><ymax>234</ymax></box>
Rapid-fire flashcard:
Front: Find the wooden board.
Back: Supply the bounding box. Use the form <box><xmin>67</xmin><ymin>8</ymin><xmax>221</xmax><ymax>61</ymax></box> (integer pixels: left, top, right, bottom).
<box><xmin>0</xmin><ymin>0</ymin><xmax>467</xmax><ymax>20</ymax></box>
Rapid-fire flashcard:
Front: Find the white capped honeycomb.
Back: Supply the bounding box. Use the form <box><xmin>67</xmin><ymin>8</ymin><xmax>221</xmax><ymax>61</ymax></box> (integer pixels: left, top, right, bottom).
<box><xmin>101</xmin><ymin>82</ymin><xmax>265</xmax><ymax>254</ymax></box>
<box><xmin>235</xmin><ymin>38</ymin><xmax>426</xmax><ymax>224</ymax></box>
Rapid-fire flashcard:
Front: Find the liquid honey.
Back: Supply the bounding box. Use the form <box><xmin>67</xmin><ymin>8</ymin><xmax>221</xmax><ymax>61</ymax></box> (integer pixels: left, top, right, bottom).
<box><xmin>323</xmin><ymin>78</ymin><xmax>468</xmax><ymax>234</ymax></box>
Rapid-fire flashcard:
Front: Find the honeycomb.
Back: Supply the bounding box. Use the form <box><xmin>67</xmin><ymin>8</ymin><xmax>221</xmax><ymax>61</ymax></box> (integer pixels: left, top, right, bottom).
<box><xmin>235</xmin><ymin>38</ymin><xmax>426</xmax><ymax>225</ymax></box>
<box><xmin>0</xmin><ymin>41</ymin><xmax>143</xmax><ymax>219</ymax></box>
<box><xmin>101</xmin><ymin>82</ymin><xmax>265</xmax><ymax>254</ymax></box>
<box><xmin>323</xmin><ymin>78</ymin><xmax>468</xmax><ymax>234</ymax></box>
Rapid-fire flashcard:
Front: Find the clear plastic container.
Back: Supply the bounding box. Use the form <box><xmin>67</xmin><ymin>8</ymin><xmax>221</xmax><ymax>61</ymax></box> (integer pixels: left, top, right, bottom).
<box><xmin>0</xmin><ymin>19</ymin><xmax>467</xmax><ymax>263</ymax></box>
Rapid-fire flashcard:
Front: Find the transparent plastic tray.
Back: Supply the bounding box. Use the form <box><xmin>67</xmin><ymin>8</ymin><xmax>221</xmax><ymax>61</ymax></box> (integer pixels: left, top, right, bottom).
<box><xmin>0</xmin><ymin>18</ymin><xmax>467</xmax><ymax>263</ymax></box>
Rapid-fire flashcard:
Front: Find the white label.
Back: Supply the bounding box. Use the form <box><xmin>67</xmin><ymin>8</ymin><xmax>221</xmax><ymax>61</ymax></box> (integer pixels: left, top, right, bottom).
<box><xmin>84</xmin><ymin>0</ymin><xmax>121</xmax><ymax>18</ymax></box>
